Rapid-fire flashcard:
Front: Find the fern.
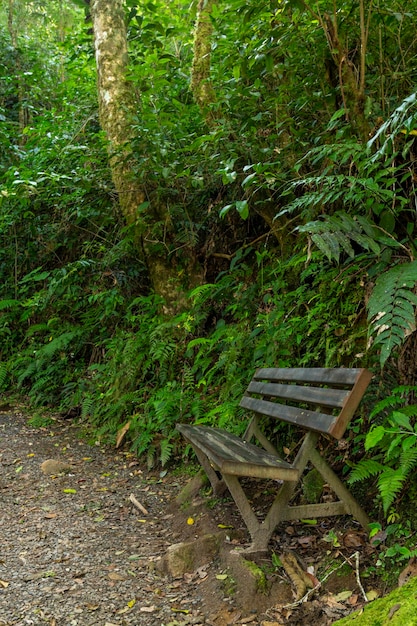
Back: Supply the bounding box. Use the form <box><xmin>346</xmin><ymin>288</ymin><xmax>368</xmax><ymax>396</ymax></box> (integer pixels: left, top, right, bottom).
<box><xmin>0</xmin><ymin>299</ymin><xmax>21</xmax><ymax>310</ymax></box>
<box><xmin>348</xmin><ymin>459</ymin><xmax>386</xmax><ymax>484</ymax></box>
<box><xmin>367</xmin><ymin>261</ymin><xmax>417</xmax><ymax>367</ymax></box>
<box><xmin>378</xmin><ymin>468</ymin><xmax>407</xmax><ymax>514</ymax></box>
<box><xmin>0</xmin><ymin>362</ymin><xmax>7</xmax><ymax>389</ymax></box>
<box><xmin>297</xmin><ymin>212</ymin><xmax>398</xmax><ymax>262</ymax></box>
<box><xmin>160</xmin><ymin>438</ymin><xmax>174</xmax><ymax>467</ymax></box>
<box><xmin>81</xmin><ymin>395</ymin><xmax>95</xmax><ymax>419</ymax></box>
<box><xmin>368</xmin><ymin>92</ymin><xmax>417</xmax><ymax>160</ymax></box>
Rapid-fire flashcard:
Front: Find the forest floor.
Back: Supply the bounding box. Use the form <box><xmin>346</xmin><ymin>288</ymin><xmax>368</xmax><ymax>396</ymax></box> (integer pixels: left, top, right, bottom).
<box><xmin>0</xmin><ymin>408</ymin><xmax>390</xmax><ymax>626</ymax></box>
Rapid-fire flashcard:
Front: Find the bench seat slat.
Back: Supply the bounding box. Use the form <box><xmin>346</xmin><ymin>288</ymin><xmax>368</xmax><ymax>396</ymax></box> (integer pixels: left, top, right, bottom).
<box><xmin>246</xmin><ymin>381</ymin><xmax>349</xmax><ymax>408</ymax></box>
<box><xmin>239</xmin><ymin>395</ymin><xmax>336</xmax><ymax>435</ymax></box>
<box><xmin>177</xmin><ymin>424</ymin><xmax>299</xmax><ymax>481</ymax></box>
<box><xmin>254</xmin><ymin>367</ymin><xmax>363</xmax><ymax>386</ymax></box>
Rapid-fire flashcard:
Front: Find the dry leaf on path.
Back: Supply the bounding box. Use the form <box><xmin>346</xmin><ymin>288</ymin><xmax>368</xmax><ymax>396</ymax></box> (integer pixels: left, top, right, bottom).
<box><xmin>108</xmin><ymin>572</ymin><xmax>125</xmax><ymax>581</ymax></box>
<box><xmin>116</xmin><ymin>421</ymin><xmax>130</xmax><ymax>448</ymax></box>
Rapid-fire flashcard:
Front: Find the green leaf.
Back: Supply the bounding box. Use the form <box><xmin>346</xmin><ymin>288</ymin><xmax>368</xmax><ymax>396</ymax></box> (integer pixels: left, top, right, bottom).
<box><xmin>365</xmin><ymin>425</ymin><xmax>386</xmax><ymax>450</ymax></box>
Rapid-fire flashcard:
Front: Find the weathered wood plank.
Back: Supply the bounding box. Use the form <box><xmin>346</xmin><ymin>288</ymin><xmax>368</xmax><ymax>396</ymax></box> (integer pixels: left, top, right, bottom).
<box><xmin>246</xmin><ymin>380</ymin><xmax>349</xmax><ymax>408</ymax></box>
<box><xmin>239</xmin><ymin>395</ymin><xmax>336</xmax><ymax>435</ymax></box>
<box><xmin>330</xmin><ymin>368</ymin><xmax>373</xmax><ymax>439</ymax></box>
<box><xmin>253</xmin><ymin>367</ymin><xmax>365</xmax><ymax>386</ymax></box>
<box><xmin>176</xmin><ymin>424</ymin><xmax>299</xmax><ymax>480</ymax></box>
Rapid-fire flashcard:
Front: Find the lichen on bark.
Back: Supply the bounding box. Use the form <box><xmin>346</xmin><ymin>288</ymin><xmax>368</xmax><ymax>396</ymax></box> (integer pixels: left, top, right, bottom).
<box><xmin>190</xmin><ymin>0</ymin><xmax>218</xmax><ymax>121</ymax></box>
<box><xmin>90</xmin><ymin>0</ymin><xmax>145</xmax><ymax>226</ymax></box>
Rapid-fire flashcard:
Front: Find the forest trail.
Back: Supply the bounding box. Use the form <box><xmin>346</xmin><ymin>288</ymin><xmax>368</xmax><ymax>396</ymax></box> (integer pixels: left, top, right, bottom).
<box><xmin>0</xmin><ymin>409</ymin><xmax>238</xmax><ymax>625</ymax></box>
<box><xmin>0</xmin><ymin>409</ymin><xmax>381</xmax><ymax>626</ymax></box>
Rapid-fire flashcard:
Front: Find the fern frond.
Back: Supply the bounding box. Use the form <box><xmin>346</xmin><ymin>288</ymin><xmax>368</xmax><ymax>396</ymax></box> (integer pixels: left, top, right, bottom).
<box><xmin>378</xmin><ymin>468</ymin><xmax>407</xmax><ymax>514</ymax></box>
<box><xmin>189</xmin><ymin>283</ymin><xmax>216</xmax><ymax>306</ymax></box>
<box><xmin>367</xmin><ymin>261</ymin><xmax>417</xmax><ymax>367</ymax></box>
<box><xmin>38</xmin><ymin>330</ymin><xmax>84</xmax><ymax>359</ymax></box>
<box><xmin>81</xmin><ymin>395</ymin><xmax>95</xmax><ymax>419</ymax></box>
<box><xmin>0</xmin><ymin>362</ymin><xmax>8</xmax><ymax>389</ymax></box>
<box><xmin>399</xmin><ymin>446</ymin><xmax>417</xmax><ymax>475</ymax></box>
<box><xmin>298</xmin><ymin>212</ymin><xmax>385</xmax><ymax>262</ymax></box>
<box><xmin>348</xmin><ymin>459</ymin><xmax>385</xmax><ymax>484</ymax></box>
<box><xmin>0</xmin><ymin>299</ymin><xmax>21</xmax><ymax>310</ymax></box>
<box><xmin>369</xmin><ymin>92</ymin><xmax>417</xmax><ymax>160</ymax></box>
<box><xmin>160</xmin><ymin>439</ymin><xmax>174</xmax><ymax>467</ymax></box>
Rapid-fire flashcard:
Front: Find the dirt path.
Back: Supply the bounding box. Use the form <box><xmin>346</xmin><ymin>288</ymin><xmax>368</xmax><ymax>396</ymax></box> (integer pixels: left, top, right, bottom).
<box><xmin>0</xmin><ymin>409</ymin><xmax>382</xmax><ymax>626</ymax></box>
<box><xmin>0</xmin><ymin>410</ymin><xmax>239</xmax><ymax>625</ymax></box>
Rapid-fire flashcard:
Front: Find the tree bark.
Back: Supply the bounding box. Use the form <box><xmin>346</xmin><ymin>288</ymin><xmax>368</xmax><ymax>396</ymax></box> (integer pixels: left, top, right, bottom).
<box><xmin>190</xmin><ymin>0</ymin><xmax>218</xmax><ymax>123</ymax></box>
<box><xmin>7</xmin><ymin>0</ymin><xmax>28</xmax><ymax>138</ymax></box>
<box><xmin>90</xmin><ymin>0</ymin><xmax>145</xmax><ymax>225</ymax></box>
<box><xmin>90</xmin><ymin>0</ymin><xmax>202</xmax><ymax>312</ymax></box>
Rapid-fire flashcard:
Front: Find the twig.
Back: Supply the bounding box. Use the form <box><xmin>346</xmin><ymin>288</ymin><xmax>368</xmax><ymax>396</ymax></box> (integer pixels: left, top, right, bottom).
<box><xmin>281</xmin><ymin>550</ymin><xmax>367</xmax><ymax>610</ymax></box>
<box><xmin>129</xmin><ymin>493</ymin><xmax>148</xmax><ymax>515</ymax></box>
<box><xmin>352</xmin><ymin>551</ymin><xmax>368</xmax><ymax>602</ymax></box>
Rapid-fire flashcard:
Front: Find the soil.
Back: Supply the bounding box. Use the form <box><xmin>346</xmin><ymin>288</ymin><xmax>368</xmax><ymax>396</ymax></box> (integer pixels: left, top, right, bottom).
<box><xmin>0</xmin><ymin>409</ymin><xmax>387</xmax><ymax>626</ymax></box>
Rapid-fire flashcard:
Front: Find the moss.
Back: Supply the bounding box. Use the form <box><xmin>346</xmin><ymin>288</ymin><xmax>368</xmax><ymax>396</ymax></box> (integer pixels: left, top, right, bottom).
<box><xmin>242</xmin><ymin>559</ymin><xmax>269</xmax><ymax>594</ymax></box>
<box><xmin>333</xmin><ymin>577</ymin><xmax>417</xmax><ymax>625</ymax></box>
<box><xmin>302</xmin><ymin>468</ymin><xmax>325</xmax><ymax>503</ymax></box>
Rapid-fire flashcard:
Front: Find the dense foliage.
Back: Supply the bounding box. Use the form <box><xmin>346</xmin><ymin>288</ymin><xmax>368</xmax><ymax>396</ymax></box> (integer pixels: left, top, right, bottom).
<box><xmin>1</xmin><ymin>1</ymin><xmax>417</xmax><ymax>550</ymax></box>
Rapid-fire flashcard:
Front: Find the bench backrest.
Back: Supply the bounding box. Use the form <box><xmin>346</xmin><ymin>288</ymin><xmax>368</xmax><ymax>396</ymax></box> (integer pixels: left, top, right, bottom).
<box><xmin>239</xmin><ymin>367</ymin><xmax>372</xmax><ymax>440</ymax></box>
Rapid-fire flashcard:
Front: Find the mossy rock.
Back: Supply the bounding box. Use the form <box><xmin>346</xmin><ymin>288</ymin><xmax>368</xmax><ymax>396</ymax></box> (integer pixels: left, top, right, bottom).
<box><xmin>333</xmin><ymin>577</ymin><xmax>417</xmax><ymax>625</ymax></box>
<box><xmin>302</xmin><ymin>468</ymin><xmax>325</xmax><ymax>503</ymax></box>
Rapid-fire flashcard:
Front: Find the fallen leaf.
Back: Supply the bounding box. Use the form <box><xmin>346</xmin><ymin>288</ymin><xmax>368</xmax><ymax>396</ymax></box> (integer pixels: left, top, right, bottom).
<box><xmin>333</xmin><ymin>590</ymin><xmax>353</xmax><ymax>602</ymax></box>
<box><xmin>140</xmin><ymin>605</ymin><xmax>157</xmax><ymax>612</ymax></box>
<box><xmin>366</xmin><ymin>589</ymin><xmax>379</xmax><ymax>601</ymax></box>
<box><xmin>348</xmin><ymin>593</ymin><xmax>359</xmax><ymax>606</ymax></box>
<box><xmin>343</xmin><ymin>531</ymin><xmax>365</xmax><ymax>548</ymax></box>
<box><xmin>116</xmin><ymin>421</ymin><xmax>130</xmax><ymax>448</ymax></box>
<box><xmin>0</xmin><ymin>580</ymin><xmax>9</xmax><ymax>588</ymax></box>
<box><xmin>44</xmin><ymin>513</ymin><xmax>57</xmax><ymax>519</ymax></box>
<box><xmin>216</xmin><ymin>574</ymin><xmax>228</xmax><ymax>580</ymax></box>
<box><xmin>108</xmin><ymin>572</ymin><xmax>125</xmax><ymax>581</ymax></box>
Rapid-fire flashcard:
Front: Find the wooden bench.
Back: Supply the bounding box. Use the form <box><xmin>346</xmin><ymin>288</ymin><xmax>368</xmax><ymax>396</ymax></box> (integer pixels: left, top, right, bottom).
<box><xmin>177</xmin><ymin>367</ymin><xmax>372</xmax><ymax>553</ymax></box>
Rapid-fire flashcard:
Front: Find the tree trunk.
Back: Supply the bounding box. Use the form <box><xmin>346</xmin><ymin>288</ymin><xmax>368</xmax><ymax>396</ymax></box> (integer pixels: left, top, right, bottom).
<box><xmin>190</xmin><ymin>0</ymin><xmax>218</xmax><ymax>123</ymax></box>
<box><xmin>322</xmin><ymin>12</ymin><xmax>370</xmax><ymax>140</ymax></box>
<box><xmin>90</xmin><ymin>0</ymin><xmax>145</xmax><ymax>225</ymax></box>
<box><xmin>90</xmin><ymin>0</ymin><xmax>202</xmax><ymax>312</ymax></box>
<box><xmin>7</xmin><ymin>0</ymin><xmax>28</xmax><ymax>139</ymax></box>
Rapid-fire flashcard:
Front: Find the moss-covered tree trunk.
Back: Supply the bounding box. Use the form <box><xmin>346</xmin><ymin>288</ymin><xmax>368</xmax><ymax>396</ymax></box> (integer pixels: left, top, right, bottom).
<box><xmin>7</xmin><ymin>0</ymin><xmax>28</xmax><ymax>139</ymax></box>
<box><xmin>90</xmin><ymin>0</ymin><xmax>145</xmax><ymax>226</ymax></box>
<box><xmin>190</xmin><ymin>0</ymin><xmax>218</xmax><ymax>123</ymax></box>
<box><xmin>90</xmin><ymin>0</ymin><xmax>200</xmax><ymax>311</ymax></box>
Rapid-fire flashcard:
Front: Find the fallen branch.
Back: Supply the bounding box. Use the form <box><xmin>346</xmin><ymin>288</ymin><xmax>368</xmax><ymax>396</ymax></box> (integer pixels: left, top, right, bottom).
<box><xmin>129</xmin><ymin>494</ymin><xmax>148</xmax><ymax>515</ymax></box>
<box><xmin>348</xmin><ymin>550</ymin><xmax>368</xmax><ymax>602</ymax></box>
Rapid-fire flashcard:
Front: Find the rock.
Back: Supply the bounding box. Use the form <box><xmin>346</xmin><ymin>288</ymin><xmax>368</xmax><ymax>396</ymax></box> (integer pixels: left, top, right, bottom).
<box><xmin>40</xmin><ymin>459</ymin><xmax>73</xmax><ymax>475</ymax></box>
<box><xmin>159</xmin><ymin>532</ymin><xmax>225</xmax><ymax>577</ymax></box>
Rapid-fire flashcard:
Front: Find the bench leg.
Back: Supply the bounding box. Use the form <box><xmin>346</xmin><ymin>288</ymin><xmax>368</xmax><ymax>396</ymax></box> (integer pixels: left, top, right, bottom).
<box><xmin>192</xmin><ymin>446</ymin><xmax>227</xmax><ymax>496</ymax></box>
<box><xmin>222</xmin><ymin>474</ymin><xmax>273</xmax><ymax>554</ymax></box>
<box><xmin>308</xmin><ymin>446</ymin><xmax>370</xmax><ymax>530</ymax></box>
